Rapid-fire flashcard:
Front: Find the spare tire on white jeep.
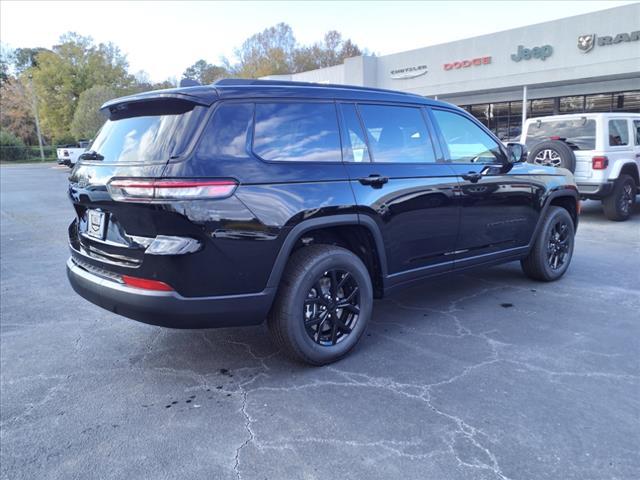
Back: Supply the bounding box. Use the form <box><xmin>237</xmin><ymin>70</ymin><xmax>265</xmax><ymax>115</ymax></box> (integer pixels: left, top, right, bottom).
<box><xmin>528</xmin><ymin>140</ymin><xmax>576</xmax><ymax>172</ymax></box>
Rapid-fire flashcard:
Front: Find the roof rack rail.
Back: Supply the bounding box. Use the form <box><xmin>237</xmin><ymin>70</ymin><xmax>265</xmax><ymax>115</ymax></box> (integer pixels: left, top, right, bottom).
<box><xmin>213</xmin><ymin>78</ymin><xmax>421</xmax><ymax>97</ymax></box>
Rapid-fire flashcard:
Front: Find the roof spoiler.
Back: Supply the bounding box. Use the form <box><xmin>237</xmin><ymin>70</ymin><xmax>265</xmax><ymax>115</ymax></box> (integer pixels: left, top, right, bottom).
<box><xmin>100</xmin><ymin>86</ymin><xmax>218</xmax><ymax>120</ymax></box>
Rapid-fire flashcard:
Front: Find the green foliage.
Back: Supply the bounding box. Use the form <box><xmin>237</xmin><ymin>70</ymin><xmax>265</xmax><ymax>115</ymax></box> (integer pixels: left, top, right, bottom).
<box><xmin>183</xmin><ymin>60</ymin><xmax>229</xmax><ymax>84</ymax></box>
<box><xmin>0</xmin><ymin>128</ymin><xmax>27</xmax><ymax>161</ymax></box>
<box><xmin>0</xmin><ymin>77</ymin><xmax>38</xmax><ymax>144</ymax></box>
<box><xmin>71</xmin><ymin>85</ymin><xmax>115</xmax><ymax>139</ymax></box>
<box><xmin>224</xmin><ymin>24</ymin><xmax>364</xmax><ymax>78</ymax></box>
<box><xmin>2</xmin><ymin>25</ymin><xmax>367</xmax><ymax>148</ymax></box>
<box><xmin>232</xmin><ymin>23</ymin><xmax>297</xmax><ymax>78</ymax></box>
<box><xmin>0</xmin><ymin>44</ymin><xmax>13</xmax><ymax>85</ymax></box>
<box><xmin>31</xmin><ymin>32</ymin><xmax>135</xmax><ymax>139</ymax></box>
<box><xmin>13</xmin><ymin>47</ymin><xmax>49</xmax><ymax>73</ymax></box>
<box><xmin>52</xmin><ymin>134</ymin><xmax>77</xmax><ymax>146</ymax></box>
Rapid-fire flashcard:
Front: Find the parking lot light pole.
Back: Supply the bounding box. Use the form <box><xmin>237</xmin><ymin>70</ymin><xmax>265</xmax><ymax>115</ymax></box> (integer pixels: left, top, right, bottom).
<box><xmin>522</xmin><ymin>85</ymin><xmax>528</xmax><ymax>132</ymax></box>
<box><xmin>28</xmin><ymin>74</ymin><xmax>45</xmax><ymax>162</ymax></box>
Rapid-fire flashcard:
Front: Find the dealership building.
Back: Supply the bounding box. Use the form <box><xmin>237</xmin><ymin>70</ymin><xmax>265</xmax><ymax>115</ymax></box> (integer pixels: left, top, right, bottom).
<box><xmin>266</xmin><ymin>4</ymin><xmax>640</xmax><ymax>139</ymax></box>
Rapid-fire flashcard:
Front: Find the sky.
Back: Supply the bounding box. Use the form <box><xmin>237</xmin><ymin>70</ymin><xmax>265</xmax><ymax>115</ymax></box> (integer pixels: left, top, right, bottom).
<box><xmin>1</xmin><ymin>1</ymin><xmax>636</xmax><ymax>82</ymax></box>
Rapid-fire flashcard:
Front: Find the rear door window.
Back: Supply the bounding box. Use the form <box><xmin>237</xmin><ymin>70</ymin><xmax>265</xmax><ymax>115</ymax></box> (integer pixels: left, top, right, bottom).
<box><xmin>357</xmin><ymin>104</ymin><xmax>436</xmax><ymax>163</ymax></box>
<box><xmin>525</xmin><ymin>118</ymin><xmax>596</xmax><ymax>150</ymax></box>
<box><xmin>89</xmin><ymin>100</ymin><xmax>206</xmax><ymax>163</ymax></box>
<box><xmin>253</xmin><ymin>102</ymin><xmax>341</xmax><ymax>162</ymax></box>
<box><xmin>608</xmin><ymin>119</ymin><xmax>629</xmax><ymax>146</ymax></box>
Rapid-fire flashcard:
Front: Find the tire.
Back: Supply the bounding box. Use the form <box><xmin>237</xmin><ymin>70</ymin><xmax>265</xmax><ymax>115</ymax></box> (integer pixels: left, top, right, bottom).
<box><xmin>267</xmin><ymin>244</ymin><xmax>373</xmax><ymax>365</ymax></box>
<box><xmin>527</xmin><ymin>140</ymin><xmax>576</xmax><ymax>173</ymax></box>
<box><xmin>521</xmin><ymin>206</ymin><xmax>575</xmax><ymax>282</ymax></box>
<box><xmin>602</xmin><ymin>174</ymin><xmax>636</xmax><ymax>221</ymax></box>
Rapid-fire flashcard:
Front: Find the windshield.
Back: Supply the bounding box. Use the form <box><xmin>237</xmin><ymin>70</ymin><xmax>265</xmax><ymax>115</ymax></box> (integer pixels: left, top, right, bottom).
<box><xmin>525</xmin><ymin>118</ymin><xmax>596</xmax><ymax>150</ymax></box>
<box><xmin>87</xmin><ymin>103</ymin><xmax>206</xmax><ymax>163</ymax></box>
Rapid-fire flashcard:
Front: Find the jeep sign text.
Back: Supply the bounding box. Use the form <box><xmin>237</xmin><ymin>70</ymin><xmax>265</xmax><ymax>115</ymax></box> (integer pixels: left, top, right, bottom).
<box><xmin>511</xmin><ymin>44</ymin><xmax>553</xmax><ymax>62</ymax></box>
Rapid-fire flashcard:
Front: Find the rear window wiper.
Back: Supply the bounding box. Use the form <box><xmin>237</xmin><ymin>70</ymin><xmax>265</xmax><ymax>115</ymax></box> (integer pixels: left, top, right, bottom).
<box><xmin>79</xmin><ymin>150</ymin><xmax>105</xmax><ymax>161</ymax></box>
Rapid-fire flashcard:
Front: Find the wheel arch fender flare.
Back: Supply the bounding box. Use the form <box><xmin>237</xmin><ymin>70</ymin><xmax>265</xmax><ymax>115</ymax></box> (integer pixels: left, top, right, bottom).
<box><xmin>610</xmin><ymin>160</ymin><xmax>640</xmax><ymax>183</ymax></box>
<box><xmin>265</xmin><ymin>214</ymin><xmax>388</xmax><ymax>290</ymax></box>
<box><xmin>528</xmin><ymin>187</ymin><xmax>580</xmax><ymax>251</ymax></box>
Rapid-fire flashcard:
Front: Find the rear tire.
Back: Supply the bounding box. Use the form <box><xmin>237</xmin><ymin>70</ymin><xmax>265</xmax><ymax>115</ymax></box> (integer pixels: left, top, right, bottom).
<box><xmin>602</xmin><ymin>174</ymin><xmax>636</xmax><ymax>221</ymax></box>
<box><xmin>268</xmin><ymin>245</ymin><xmax>373</xmax><ymax>365</ymax></box>
<box><xmin>521</xmin><ymin>206</ymin><xmax>575</xmax><ymax>282</ymax></box>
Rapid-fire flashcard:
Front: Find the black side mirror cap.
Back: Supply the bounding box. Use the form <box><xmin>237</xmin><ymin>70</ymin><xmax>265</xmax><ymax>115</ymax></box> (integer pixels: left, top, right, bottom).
<box><xmin>506</xmin><ymin>142</ymin><xmax>527</xmax><ymax>163</ymax></box>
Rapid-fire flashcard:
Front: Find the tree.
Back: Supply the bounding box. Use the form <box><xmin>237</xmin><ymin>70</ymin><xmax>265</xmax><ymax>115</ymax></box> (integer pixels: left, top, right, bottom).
<box><xmin>183</xmin><ymin>59</ymin><xmax>229</xmax><ymax>84</ymax></box>
<box><xmin>0</xmin><ymin>77</ymin><xmax>38</xmax><ymax>144</ymax></box>
<box><xmin>0</xmin><ymin>44</ymin><xmax>13</xmax><ymax>85</ymax></box>
<box><xmin>291</xmin><ymin>31</ymin><xmax>363</xmax><ymax>73</ymax></box>
<box><xmin>226</xmin><ymin>24</ymin><xmax>365</xmax><ymax>78</ymax></box>
<box><xmin>70</xmin><ymin>85</ymin><xmax>115</xmax><ymax>140</ymax></box>
<box><xmin>13</xmin><ymin>47</ymin><xmax>49</xmax><ymax>73</ymax></box>
<box><xmin>232</xmin><ymin>23</ymin><xmax>297</xmax><ymax>78</ymax></box>
<box><xmin>30</xmin><ymin>32</ymin><xmax>135</xmax><ymax>139</ymax></box>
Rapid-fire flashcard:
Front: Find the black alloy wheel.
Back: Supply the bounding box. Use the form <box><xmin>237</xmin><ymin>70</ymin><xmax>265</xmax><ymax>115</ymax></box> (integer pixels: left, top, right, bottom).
<box><xmin>303</xmin><ymin>270</ymin><xmax>360</xmax><ymax>346</ymax></box>
<box><xmin>546</xmin><ymin>219</ymin><xmax>571</xmax><ymax>271</ymax></box>
<box><xmin>603</xmin><ymin>174</ymin><xmax>636</xmax><ymax>221</ymax></box>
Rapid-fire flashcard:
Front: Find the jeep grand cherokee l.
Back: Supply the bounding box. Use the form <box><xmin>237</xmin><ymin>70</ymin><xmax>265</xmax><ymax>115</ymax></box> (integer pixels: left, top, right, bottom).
<box><xmin>67</xmin><ymin>79</ymin><xmax>579</xmax><ymax>365</ymax></box>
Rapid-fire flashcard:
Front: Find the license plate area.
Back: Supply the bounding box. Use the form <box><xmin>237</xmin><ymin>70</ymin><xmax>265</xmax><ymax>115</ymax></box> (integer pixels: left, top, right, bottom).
<box><xmin>86</xmin><ymin>209</ymin><xmax>107</xmax><ymax>240</ymax></box>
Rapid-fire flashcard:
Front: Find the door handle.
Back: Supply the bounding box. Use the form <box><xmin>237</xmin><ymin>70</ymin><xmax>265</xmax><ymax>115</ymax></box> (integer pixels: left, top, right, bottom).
<box><xmin>461</xmin><ymin>172</ymin><xmax>482</xmax><ymax>183</ymax></box>
<box><xmin>358</xmin><ymin>175</ymin><xmax>389</xmax><ymax>188</ymax></box>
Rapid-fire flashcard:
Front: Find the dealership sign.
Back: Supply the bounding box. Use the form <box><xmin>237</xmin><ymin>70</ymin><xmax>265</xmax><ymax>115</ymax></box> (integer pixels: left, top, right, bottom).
<box><xmin>577</xmin><ymin>31</ymin><xmax>640</xmax><ymax>53</ymax></box>
<box><xmin>443</xmin><ymin>56</ymin><xmax>491</xmax><ymax>70</ymax></box>
<box><xmin>390</xmin><ymin>64</ymin><xmax>428</xmax><ymax>79</ymax></box>
<box><xmin>510</xmin><ymin>44</ymin><xmax>553</xmax><ymax>62</ymax></box>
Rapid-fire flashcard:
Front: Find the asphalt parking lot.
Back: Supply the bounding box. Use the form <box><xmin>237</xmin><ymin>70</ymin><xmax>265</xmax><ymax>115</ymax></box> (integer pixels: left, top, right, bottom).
<box><xmin>1</xmin><ymin>163</ymin><xmax>639</xmax><ymax>480</ymax></box>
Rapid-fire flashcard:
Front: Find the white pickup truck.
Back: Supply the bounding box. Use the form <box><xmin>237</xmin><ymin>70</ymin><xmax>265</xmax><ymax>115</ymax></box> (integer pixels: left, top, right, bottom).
<box><xmin>56</xmin><ymin>140</ymin><xmax>90</xmax><ymax>167</ymax></box>
<box><xmin>522</xmin><ymin>113</ymin><xmax>640</xmax><ymax>221</ymax></box>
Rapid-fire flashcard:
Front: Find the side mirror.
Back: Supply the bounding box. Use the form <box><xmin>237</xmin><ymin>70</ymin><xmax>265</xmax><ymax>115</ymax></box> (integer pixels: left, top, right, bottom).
<box><xmin>506</xmin><ymin>142</ymin><xmax>527</xmax><ymax>163</ymax></box>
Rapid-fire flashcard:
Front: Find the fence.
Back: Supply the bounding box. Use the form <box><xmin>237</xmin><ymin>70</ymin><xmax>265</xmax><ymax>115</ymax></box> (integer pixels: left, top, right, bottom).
<box><xmin>0</xmin><ymin>145</ymin><xmax>61</xmax><ymax>162</ymax></box>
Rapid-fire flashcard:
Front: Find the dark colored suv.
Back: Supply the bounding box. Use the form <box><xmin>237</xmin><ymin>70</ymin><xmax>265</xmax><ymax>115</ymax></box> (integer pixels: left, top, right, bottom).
<box><xmin>67</xmin><ymin>79</ymin><xmax>579</xmax><ymax>365</ymax></box>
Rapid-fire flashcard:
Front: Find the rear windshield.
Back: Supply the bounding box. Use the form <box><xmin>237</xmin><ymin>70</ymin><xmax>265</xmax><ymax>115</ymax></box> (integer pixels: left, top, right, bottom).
<box><xmin>525</xmin><ymin>118</ymin><xmax>596</xmax><ymax>150</ymax></box>
<box><xmin>87</xmin><ymin>101</ymin><xmax>206</xmax><ymax>163</ymax></box>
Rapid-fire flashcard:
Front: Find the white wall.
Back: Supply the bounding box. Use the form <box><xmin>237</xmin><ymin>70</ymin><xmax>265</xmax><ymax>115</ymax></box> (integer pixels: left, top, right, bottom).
<box><xmin>283</xmin><ymin>4</ymin><xmax>640</xmax><ymax>101</ymax></box>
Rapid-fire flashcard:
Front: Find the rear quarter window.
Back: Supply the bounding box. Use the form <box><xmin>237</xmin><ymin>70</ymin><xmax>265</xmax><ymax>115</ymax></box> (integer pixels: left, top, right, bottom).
<box><xmin>197</xmin><ymin>103</ymin><xmax>253</xmax><ymax>158</ymax></box>
<box><xmin>525</xmin><ymin>118</ymin><xmax>596</xmax><ymax>150</ymax></box>
<box><xmin>253</xmin><ymin>102</ymin><xmax>341</xmax><ymax>162</ymax></box>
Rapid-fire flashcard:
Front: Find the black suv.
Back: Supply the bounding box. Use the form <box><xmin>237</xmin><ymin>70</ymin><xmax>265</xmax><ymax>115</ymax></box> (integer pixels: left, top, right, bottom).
<box><xmin>67</xmin><ymin>79</ymin><xmax>579</xmax><ymax>365</ymax></box>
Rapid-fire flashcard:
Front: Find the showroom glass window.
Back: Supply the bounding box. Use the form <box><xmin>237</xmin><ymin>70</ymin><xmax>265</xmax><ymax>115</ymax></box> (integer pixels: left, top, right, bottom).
<box><xmin>432</xmin><ymin>109</ymin><xmax>503</xmax><ymax>164</ymax></box>
<box><xmin>253</xmin><ymin>102</ymin><xmax>341</xmax><ymax>162</ymax></box>
<box><xmin>357</xmin><ymin>104</ymin><xmax>436</xmax><ymax>163</ymax></box>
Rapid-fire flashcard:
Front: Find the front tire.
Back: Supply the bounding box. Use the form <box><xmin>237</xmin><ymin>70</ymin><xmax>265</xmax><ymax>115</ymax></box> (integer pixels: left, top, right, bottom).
<box><xmin>521</xmin><ymin>206</ymin><xmax>575</xmax><ymax>282</ymax></box>
<box><xmin>268</xmin><ymin>245</ymin><xmax>373</xmax><ymax>365</ymax></box>
<box><xmin>602</xmin><ymin>174</ymin><xmax>636</xmax><ymax>221</ymax></box>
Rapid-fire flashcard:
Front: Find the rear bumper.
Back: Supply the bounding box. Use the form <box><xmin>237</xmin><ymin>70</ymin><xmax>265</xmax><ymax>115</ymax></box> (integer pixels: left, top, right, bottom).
<box><xmin>577</xmin><ymin>181</ymin><xmax>614</xmax><ymax>199</ymax></box>
<box><xmin>66</xmin><ymin>258</ymin><xmax>274</xmax><ymax>329</ymax></box>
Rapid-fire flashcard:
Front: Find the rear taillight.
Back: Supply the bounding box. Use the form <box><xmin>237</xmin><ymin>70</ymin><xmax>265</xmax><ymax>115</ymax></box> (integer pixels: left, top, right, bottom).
<box><xmin>592</xmin><ymin>156</ymin><xmax>608</xmax><ymax>170</ymax></box>
<box><xmin>107</xmin><ymin>179</ymin><xmax>237</xmax><ymax>203</ymax></box>
<box><xmin>122</xmin><ymin>275</ymin><xmax>174</xmax><ymax>291</ymax></box>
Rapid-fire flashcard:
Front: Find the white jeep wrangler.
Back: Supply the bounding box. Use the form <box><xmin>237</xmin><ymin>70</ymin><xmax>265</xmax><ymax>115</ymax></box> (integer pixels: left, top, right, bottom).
<box><xmin>522</xmin><ymin>113</ymin><xmax>640</xmax><ymax>221</ymax></box>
